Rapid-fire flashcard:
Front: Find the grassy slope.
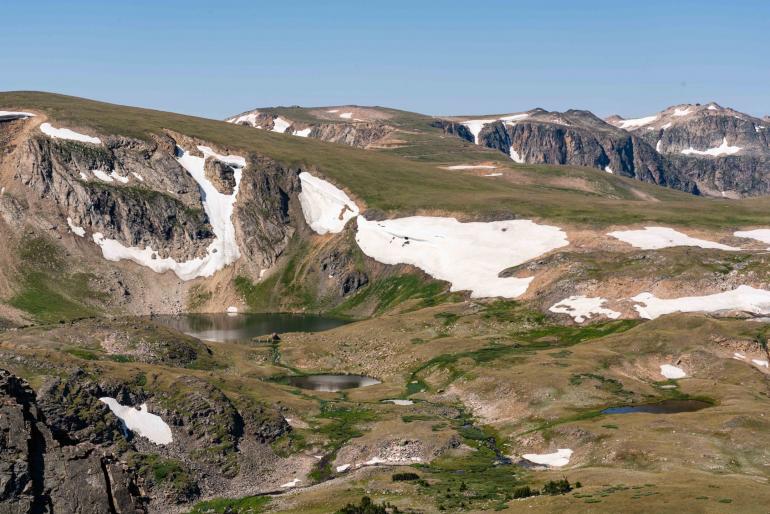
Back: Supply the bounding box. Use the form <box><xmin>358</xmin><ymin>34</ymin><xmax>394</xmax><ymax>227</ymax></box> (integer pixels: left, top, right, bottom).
<box><xmin>4</xmin><ymin>91</ymin><xmax>770</xmax><ymax>228</ymax></box>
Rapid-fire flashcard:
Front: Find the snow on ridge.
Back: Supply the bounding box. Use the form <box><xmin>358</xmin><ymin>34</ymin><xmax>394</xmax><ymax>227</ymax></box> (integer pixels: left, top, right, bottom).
<box><xmin>615</xmin><ymin>115</ymin><xmax>658</xmax><ymax>130</ymax></box>
<box><xmin>521</xmin><ymin>449</ymin><xmax>572</xmax><ymax>467</ymax></box>
<box><xmin>549</xmin><ymin>296</ymin><xmax>621</xmax><ymax>323</ymax></box>
<box><xmin>660</xmin><ymin>364</ymin><xmax>686</xmax><ymax>379</ymax></box>
<box><xmin>355</xmin><ymin>216</ymin><xmax>568</xmax><ymax>298</ymax></box>
<box><xmin>99</xmin><ymin>398</ymin><xmax>172</xmax><ymax>445</ymax></box>
<box><xmin>673</xmin><ymin>107</ymin><xmax>692</xmax><ymax>117</ymax></box>
<box><xmin>92</xmin><ymin>145</ymin><xmax>244</xmax><ymax>280</ymax></box>
<box><xmin>681</xmin><ymin>137</ymin><xmax>742</xmax><ymax>157</ymax></box>
<box><xmin>632</xmin><ymin>285</ymin><xmax>770</xmax><ymax>320</ymax></box>
<box><xmin>0</xmin><ymin>110</ymin><xmax>35</xmax><ymax>119</ymax></box>
<box><xmin>228</xmin><ymin>112</ymin><xmax>259</xmax><ymax>126</ymax></box>
<box><xmin>66</xmin><ymin>217</ymin><xmax>85</xmax><ymax>237</ymax></box>
<box><xmin>40</xmin><ymin>122</ymin><xmax>101</xmax><ymax>144</ymax></box>
<box><xmin>298</xmin><ymin>172</ymin><xmax>360</xmax><ymax>235</ymax></box>
<box><xmin>607</xmin><ymin>227</ymin><xmax>739</xmax><ymax>251</ymax></box>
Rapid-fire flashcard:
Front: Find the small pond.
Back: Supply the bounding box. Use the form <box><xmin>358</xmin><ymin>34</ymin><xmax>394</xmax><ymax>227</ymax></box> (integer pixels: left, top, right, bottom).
<box><xmin>153</xmin><ymin>313</ymin><xmax>350</xmax><ymax>342</ymax></box>
<box><xmin>601</xmin><ymin>399</ymin><xmax>712</xmax><ymax>415</ymax></box>
<box><xmin>280</xmin><ymin>374</ymin><xmax>381</xmax><ymax>392</ymax></box>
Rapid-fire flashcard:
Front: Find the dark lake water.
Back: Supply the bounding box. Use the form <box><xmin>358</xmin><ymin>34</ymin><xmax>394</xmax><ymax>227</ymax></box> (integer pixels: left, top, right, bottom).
<box><xmin>601</xmin><ymin>399</ymin><xmax>712</xmax><ymax>415</ymax></box>
<box><xmin>280</xmin><ymin>374</ymin><xmax>381</xmax><ymax>392</ymax></box>
<box><xmin>153</xmin><ymin>313</ymin><xmax>350</xmax><ymax>342</ymax></box>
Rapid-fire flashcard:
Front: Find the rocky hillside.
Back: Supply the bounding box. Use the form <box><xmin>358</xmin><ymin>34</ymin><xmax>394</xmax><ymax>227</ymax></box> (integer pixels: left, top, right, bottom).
<box><xmin>608</xmin><ymin>103</ymin><xmax>770</xmax><ymax>197</ymax></box>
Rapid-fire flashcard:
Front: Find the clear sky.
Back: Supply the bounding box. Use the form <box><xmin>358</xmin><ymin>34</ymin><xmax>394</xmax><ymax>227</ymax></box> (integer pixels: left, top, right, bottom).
<box><xmin>2</xmin><ymin>0</ymin><xmax>767</xmax><ymax>119</ymax></box>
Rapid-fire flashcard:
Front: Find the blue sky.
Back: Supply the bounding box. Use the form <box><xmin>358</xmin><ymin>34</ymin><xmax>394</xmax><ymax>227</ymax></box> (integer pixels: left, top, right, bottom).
<box><xmin>2</xmin><ymin>1</ymin><xmax>767</xmax><ymax>119</ymax></box>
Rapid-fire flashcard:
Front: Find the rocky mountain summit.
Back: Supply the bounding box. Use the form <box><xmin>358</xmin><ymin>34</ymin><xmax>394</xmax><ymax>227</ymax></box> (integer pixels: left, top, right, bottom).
<box><xmin>607</xmin><ymin>103</ymin><xmax>770</xmax><ymax>197</ymax></box>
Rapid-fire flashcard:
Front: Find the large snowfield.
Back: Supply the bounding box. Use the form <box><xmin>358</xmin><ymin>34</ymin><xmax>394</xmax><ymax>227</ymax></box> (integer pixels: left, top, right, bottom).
<box><xmin>99</xmin><ymin>398</ymin><xmax>173</xmax><ymax>445</ymax></box>
<box><xmin>681</xmin><ymin>137</ymin><xmax>742</xmax><ymax>157</ymax></box>
<box><xmin>355</xmin><ymin>216</ymin><xmax>568</xmax><ymax>298</ymax></box>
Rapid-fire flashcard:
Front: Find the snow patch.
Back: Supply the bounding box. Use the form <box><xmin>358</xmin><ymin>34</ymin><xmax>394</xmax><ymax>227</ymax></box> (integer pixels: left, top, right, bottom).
<box><xmin>656</xmin><ymin>139</ymin><xmax>663</xmax><ymax>152</ymax></box>
<box><xmin>298</xmin><ymin>172</ymin><xmax>360</xmax><ymax>235</ymax></box>
<box><xmin>661</xmin><ymin>122</ymin><xmax>672</xmax><ymax>129</ymax></box>
<box><xmin>339</xmin><ymin>112</ymin><xmax>353</xmax><ymax>119</ymax></box>
<box><xmin>280</xmin><ymin>478</ymin><xmax>301</xmax><ymax>488</ymax></box>
<box><xmin>753</xmin><ymin>359</ymin><xmax>769</xmax><ymax>368</ymax></box>
<box><xmin>92</xmin><ymin>146</ymin><xmax>244</xmax><ymax>280</ymax></box>
<box><xmin>607</xmin><ymin>227</ymin><xmax>738</xmax><ymax>251</ymax></box>
<box><xmin>734</xmin><ymin>352</ymin><xmax>746</xmax><ymax>361</ymax></box>
<box><xmin>681</xmin><ymin>137</ymin><xmax>742</xmax><ymax>157</ymax></box>
<box><xmin>336</xmin><ymin>464</ymin><xmax>350</xmax><ymax>473</ymax></box>
<box><xmin>293</xmin><ymin>128</ymin><xmax>312</xmax><ymax>137</ymax></box>
<box><xmin>66</xmin><ymin>217</ymin><xmax>85</xmax><ymax>237</ymax></box>
<box><xmin>673</xmin><ymin>107</ymin><xmax>692</xmax><ymax>116</ymax></box>
<box><xmin>632</xmin><ymin>285</ymin><xmax>770</xmax><ymax>319</ymax></box>
<box><xmin>443</xmin><ymin>165</ymin><xmax>497</xmax><ymax>170</ymax></box>
<box><xmin>271</xmin><ymin>117</ymin><xmax>291</xmax><ymax>133</ymax></box>
<box><xmin>616</xmin><ymin>115</ymin><xmax>658</xmax><ymax>129</ymax></box>
<box><xmin>510</xmin><ymin>148</ymin><xmax>525</xmax><ymax>163</ymax></box>
<box><xmin>522</xmin><ymin>449</ymin><xmax>572</xmax><ymax>467</ymax></box>
<box><xmin>500</xmin><ymin>113</ymin><xmax>530</xmax><ymax>123</ymax></box>
<box><xmin>91</xmin><ymin>169</ymin><xmax>113</xmax><ymax>182</ymax></box>
<box><xmin>383</xmin><ymin>399</ymin><xmax>414</xmax><ymax>406</ymax></box>
<box><xmin>549</xmin><ymin>296</ymin><xmax>621</xmax><ymax>323</ymax></box>
<box><xmin>355</xmin><ymin>216</ymin><xmax>568</xmax><ymax>298</ymax></box>
<box><xmin>99</xmin><ymin>398</ymin><xmax>172</xmax><ymax>445</ymax></box>
<box><xmin>484</xmin><ymin>173</ymin><xmax>503</xmax><ymax>177</ymax></box>
<box><xmin>604</xmin><ymin>166</ymin><xmax>614</xmax><ymax>174</ymax></box>
<box><xmin>660</xmin><ymin>364</ymin><xmax>686</xmax><ymax>379</ymax></box>
<box><xmin>40</xmin><ymin>122</ymin><xmax>101</xmax><ymax>144</ymax></box>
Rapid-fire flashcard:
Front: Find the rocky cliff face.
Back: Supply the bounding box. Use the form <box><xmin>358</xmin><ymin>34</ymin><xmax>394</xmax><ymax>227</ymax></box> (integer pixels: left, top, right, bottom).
<box><xmin>608</xmin><ymin>103</ymin><xmax>770</xmax><ymax>197</ymax></box>
<box><xmin>456</xmin><ymin>109</ymin><xmax>698</xmax><ymax>194</ymax></box>
<box><xmin>0</xmin><ymin>369</ymin><xmax>146</xmax><ymax>513</ymax></box>
<box><xmin>0</xmin><ymin>366</ymin><xmax>291</xmax><ymax>513</ymax></box>
<box><xmin>14</xmin><ymin>132</ymin><xmax>214</xmax><ymax>261</ymax></box>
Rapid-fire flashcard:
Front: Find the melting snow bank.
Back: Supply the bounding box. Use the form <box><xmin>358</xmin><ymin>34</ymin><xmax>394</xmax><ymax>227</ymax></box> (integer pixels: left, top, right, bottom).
<box><xmin>660</xmin><ymin>364</ymin><xmax>686</xmax><ymax>379</ymax></box>
<box><xmin>355</xmin><ymin>217</ymin><xmax>567</xmax><ymax>298</ymax></box>
<box><xmin>549</xmin><ymin>296</ymin><xmax>621</xmax><ymax>323</ymax></box>
<box><xmin>298</xmin><ymin>172</ymin><xmax>360</xmax><ymax>234</ymax></box>
<box><xmin>521</xmin><ymin>449</ymin><xmax>573</xmax><ymax>467</ymax></box>
<box><xmin>66</xmin><ymin>217</ymin><xmax>85</xmax><ymax>237</ymax></box>
<box><xmin>608</xmin><ymin>227</ymin><xmax>738</xmax><ymax>251</ymax></box>
<box><xmin>383</xmin><ymin>399</ymin><xmax>414</xmax><ymax>405</ymax></box>
<box><xmin>632</xmin><ymin>286</ymin><xmax>770</xmax><ymax>319</ymax></box>
<box><xmin>681</xmin><ymin>137</ymin><xmax>742</xmax><ymax>157</ymax></box>
<box><xmin>280</xmin><ymin>478</ymin><xmax>301</xmax><ymax>488</ymax></box>
<box><xmin>99</xmin><ymin>398</ymin><xmax>172</xmax><ymax>445</ymax></box>
<box><xmin>40</xmin><ymin>122</ymin><xmax>101</xmax><ymax>144</ymax></box>
<box><xmin>93</xmin><ymin>145</ymin><xmax>244</xmax><ymax>280</ymax></box>
<box><xmin>735</xmin><ymin>229</ymin><xmax>770</xmax><ymax>249</ymax></box>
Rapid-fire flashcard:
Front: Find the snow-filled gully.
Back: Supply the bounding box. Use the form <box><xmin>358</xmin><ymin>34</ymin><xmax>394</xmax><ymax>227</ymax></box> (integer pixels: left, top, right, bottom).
<box><xmin>93</xmin><ymin>145</ymin><xmax>244</xmax><ymax>280</ymax></box>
